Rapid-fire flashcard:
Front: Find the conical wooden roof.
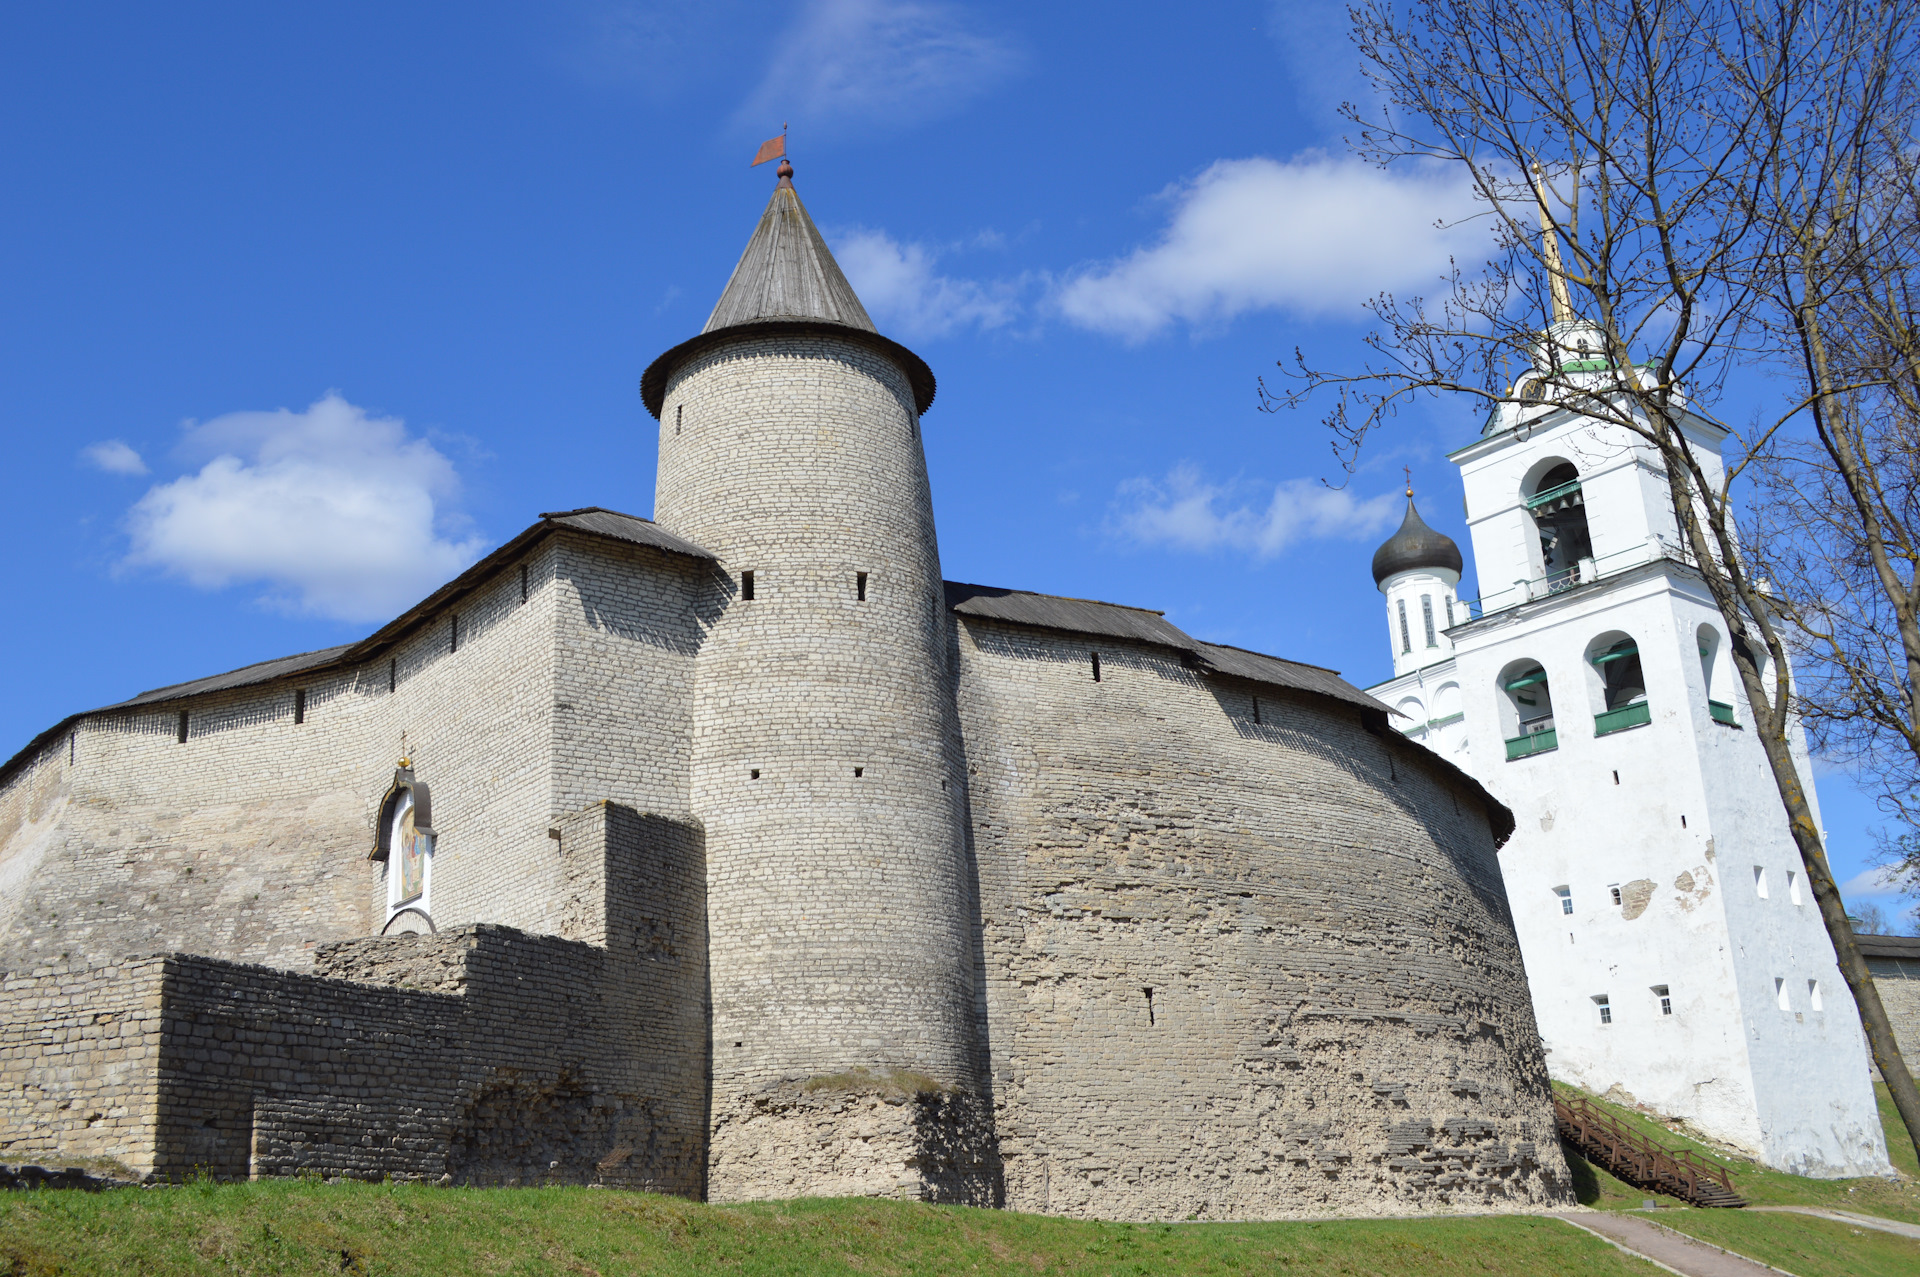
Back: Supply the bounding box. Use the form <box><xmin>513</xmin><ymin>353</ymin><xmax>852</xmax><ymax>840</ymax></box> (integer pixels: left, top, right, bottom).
<box><xmin>640</xmin><ymin>168</ymin><xmax>935</xmax><ymax>419</ymax></box>
<box><xmin>703</xmin><ymin>179</ymin><xmax>877</xmax><ymax>333</ymax></box>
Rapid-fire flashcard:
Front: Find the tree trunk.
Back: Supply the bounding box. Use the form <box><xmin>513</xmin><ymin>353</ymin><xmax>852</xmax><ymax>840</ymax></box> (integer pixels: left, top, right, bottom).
<box><xmin>1734</xmin><ymin>643</ymin><xmax>1920</xmax><ymax>1166</ymax></box>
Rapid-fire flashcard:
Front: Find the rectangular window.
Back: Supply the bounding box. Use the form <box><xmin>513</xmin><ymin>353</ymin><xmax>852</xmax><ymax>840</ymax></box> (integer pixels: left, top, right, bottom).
<box><xmin>741</xmin><ymin>570</ymin><xmax>755</xmax><ymax>601</ymax></box>
<box><xmin>294</xmin><ymin>689</ymin><xmax>306</xmax><ymax>725</ymax></box>
<box><xmin>450</xmin><ymin>614</ymin><xmax>459</xmax><ymax>653</ymax></box>
<box><xmin>1252</xmin><ymin>695</ymin><xmax>1262</xmax><ymax>725</ymax></box>
<box><xmin>1753</xmin><ymin>866</ymin><xmax>1769</xmax><ymax>899</ymax></box>
<box><xmin>1609</xmin><ymin>883</ymin><xmax>1622</xmax><ymax>906</ymax></box>
<box><xmin>1787</xmin><ymin>870</ymin><xmax>1801</xmax><ymax>906</ymax></box>
<box><xmin>1593</xmin><ymin>994</ymin><xmax>1612</xmax><ymax>1025</ymax></box>
<box><xmin>1807</xmin><ymin>979</ymin><xmax>1822</xmax><ymax>1011</ymax></box>
<box><xmin>856</xmin><ymin>571</ymin><xmax>867</xmax><ymax>601</ymax></box>
<box><xmin>520</xmin><ymin>564</ymin><xmax>529</xmax><ymax>603</ymax></box>
<box><xmin>388</xmin><ymin>658</ymin><xmax>397</xmax><ymax>694</ymax></box>
<box><xmin>1422</xmin><ymin>595</ymin><xmax>1437</xmax><ymax>647</ymax></box>
<box><xmin>176</xmin><ymin>711</ymin><xmax>188</xmax><ymax>744</ymax></box>
<box><xmin>1397</xmin><ymin>599</ymin><xmax>1411</xmax><ymax>654</ymax></box>
<box><xmin>1091</xmin><ymin>652</ymin><xmax>1102</xmax><ymax>682</ymax></box>
<box><xmin>1653</xmin><ymin>984</ymin><xmax>1672</xmax><ymax>1016</ymax></box>
<box><xmin>1554</xmin><ymin>885</ymin><xmax>1573</xmax><ymax>915</ymax></box>
<box><xmin>1775</xmin><ymin>977</ymin><xmax>1790</xmax><ymax>1010</ymax></box>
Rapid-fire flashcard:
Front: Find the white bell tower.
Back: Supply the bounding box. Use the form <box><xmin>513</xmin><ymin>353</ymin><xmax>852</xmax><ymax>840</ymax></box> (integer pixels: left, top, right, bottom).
<box><xmin>1363</xmin><ymin>331</ymin><xmax>1889</xmax><ymax>1177</ymax></box>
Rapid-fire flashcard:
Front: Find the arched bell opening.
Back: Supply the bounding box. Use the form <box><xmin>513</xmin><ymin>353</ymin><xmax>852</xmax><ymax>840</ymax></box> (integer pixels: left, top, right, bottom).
<box><xmin>1523</xmin><ymin>460</ymin><xmax>1593</xmax><ymax>591</ymax></box>
<box><xmin>1699</xmin><ymin>625</ymin><xmax>1740</xmax><ymax>727</ymax></box>
<box><xmin>1499</xmin><ymin>660</ymin><xmax>1558</xmax><ymax>760</ymax></box>
<box><xmin>1587</xmin><ymin>631</ymin><xmax>1650</xmax><ymax>736</ymax></box>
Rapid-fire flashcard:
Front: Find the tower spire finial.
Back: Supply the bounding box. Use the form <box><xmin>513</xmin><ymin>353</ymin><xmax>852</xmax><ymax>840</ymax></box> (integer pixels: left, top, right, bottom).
<box><xmin>1405</xmin><ymin>465</ymin><xmax>1414</xmax><ymax>499</ymax></box>
<box><xmin>1529</xmin><ymin>162</ymin><xmax>1576</xmax><ymax>326</ymax></box>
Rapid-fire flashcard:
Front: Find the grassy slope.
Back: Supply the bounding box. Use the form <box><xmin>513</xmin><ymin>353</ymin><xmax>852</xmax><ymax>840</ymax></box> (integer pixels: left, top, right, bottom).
<box><xmin>1558</xmin><ymin>1080</ymin><xmax>1920</xmax><ymax>1277</ymax></box>
<box><xmin>3</xmin><ymin>1084</ymin><xmax>1911</xmax><ymax>1275</ymax></box>
<box><xmin>0</xmin><ymin>1184</ymin><xmax>1665</xmax><ymax>1277</ymax></box>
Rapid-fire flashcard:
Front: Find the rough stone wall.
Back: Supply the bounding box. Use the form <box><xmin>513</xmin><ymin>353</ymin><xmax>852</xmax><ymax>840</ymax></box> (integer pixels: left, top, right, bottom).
<box><xmin>952</xmin><ymin>616</ymin><xmax>1569</xmax><ymax>1220</ymax></box>
<box><xmin>654</xmin><ymin>335</ymin><xmax>986</xmax><ymax>1201</ymax></box>
<box><xmin>1868</xmin><ymin>955</ymin><xmax>1920</xmax><ymax>1077</ymax></box>
<box><xmin>0</xmin><ymin>540</ymin><xmax>565</xmax><ymax>973</ymax></box>
<box><xmin>2</xmin><ymin>896</ymin><xmax>706</xmax><ymax>1188</ymax></box>
<box><xmin>0</xmin><ymin>956</ymin><xmax>164</xmax><ymax>1174</ymax></box>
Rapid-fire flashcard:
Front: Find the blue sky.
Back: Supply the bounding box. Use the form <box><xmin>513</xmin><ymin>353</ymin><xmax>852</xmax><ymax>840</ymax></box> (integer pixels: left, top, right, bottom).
<box><xmin>1</xmin><ymin>1</ymin><xmax>1906</xmax><ymax>920</ymax></box>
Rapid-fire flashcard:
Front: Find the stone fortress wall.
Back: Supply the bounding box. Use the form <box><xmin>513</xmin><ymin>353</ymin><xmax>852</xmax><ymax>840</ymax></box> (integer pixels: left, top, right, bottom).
<box><xmin>953</xmin><ymin>618</ymin><xmax>1565</xmax><ymax>1219</ymax></box>
<box><xmin>0</xmin><ymin>538</ymin><xmax>565</xmax><ymax>975</ymax></box>
<box><xmin>656</xmin><ymin>335</ymin><xmax>989</xmax><ymax>1201</ymax></box>
<box><xmin>1</xmin><ymin>801</ymin><xmax>708</xmax><ymax>1190</ymax></box>
<box><xmin>0</xmin><ymin>172</ymin><xmax>1573</xmax><ymax>1219</ymax></box>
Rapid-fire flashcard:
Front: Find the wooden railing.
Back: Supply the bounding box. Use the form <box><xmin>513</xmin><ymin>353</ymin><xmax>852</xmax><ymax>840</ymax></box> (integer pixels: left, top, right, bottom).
<box><xmin>1554</xmin><ymin>1092</ymin><xmax>1746</xmax><ymax>1207</ymax></box>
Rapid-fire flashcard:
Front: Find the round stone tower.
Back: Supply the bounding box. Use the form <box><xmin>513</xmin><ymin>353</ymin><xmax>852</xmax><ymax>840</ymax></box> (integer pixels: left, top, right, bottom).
<box><xmin>641</xmin><ymin>163</ymin><xmax>989</xmax><ymax>1201</ymax></box>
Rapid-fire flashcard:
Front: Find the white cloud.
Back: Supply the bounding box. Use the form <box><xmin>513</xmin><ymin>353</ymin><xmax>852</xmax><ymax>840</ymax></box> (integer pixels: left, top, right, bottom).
<box><xmin>1107</xmin><ymin>464</ymin><xmax>1400</xmax><ymax>559</ymax></box>
<box><xmin>123</xmin><ymin>394</ymin><xmax>487</xmax><ymax>622</ymax></box>
<box><xmin>80</xmin><ymin>440</ymin><xmax>148</xmax><ymax>475</ymax></box>
<box><xmin>833</xmin><ymin>228</ymin><xmax>1022</xmax><ymax>339</ymax></box>
<box><xmin>1054</xmin><ymin>155</ymin><xmax>1484</xmax><ymax>341</ymax></box>
<box><xmin>1842</xmin><ymin>865</ymin><xmax>1918</xmax><ymax>901</ymax></box>
<box><xmin>736</xmin><ymin>0</ymin><xmax>1022</xmax><ymax>135</ymax></box>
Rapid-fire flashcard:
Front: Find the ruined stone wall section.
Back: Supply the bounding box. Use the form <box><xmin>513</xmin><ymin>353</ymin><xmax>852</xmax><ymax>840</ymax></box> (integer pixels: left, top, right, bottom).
<box><xmin>0</xmin><ymin>956</ymin><xmax>164</xmax><ymax>1175</ymax></box>
<box><xmin>0</xmin><ymin>920</ymin><xmax>703</xmax><ymax>1190</ymax></box>
<box><xmin>653</xmin><ymin>334</ymin><xmax>982</xmax><ymax>1188</ymax></box>
<box><xmin>952</xmin><ymin>616</ymin><xmax>1569</xmax><ymax>1220</ymax></box>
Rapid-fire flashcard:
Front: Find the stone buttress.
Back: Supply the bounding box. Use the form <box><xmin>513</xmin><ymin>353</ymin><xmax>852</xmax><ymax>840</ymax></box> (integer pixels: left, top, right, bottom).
<box><xmin>641</xmin><ymin>162</ymin><xmax>994</xmax><ymax>1203</ymax></box>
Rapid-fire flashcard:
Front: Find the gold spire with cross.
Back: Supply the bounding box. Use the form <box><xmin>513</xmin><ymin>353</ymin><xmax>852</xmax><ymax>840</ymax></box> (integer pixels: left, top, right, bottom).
<box><xmin>1529</xmin><ymin>162</ymin><xmax>1576</xmax><ymax>326</ymax></box>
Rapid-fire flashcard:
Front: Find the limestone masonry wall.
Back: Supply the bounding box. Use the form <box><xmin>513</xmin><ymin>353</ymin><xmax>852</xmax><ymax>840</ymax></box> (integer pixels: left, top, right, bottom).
<box><xmin>0</xmin><ymin>955</ymin><xmax>163</xmax><ymax>1174</ymax></box>
<box><xmin>656</xmin><ymin>335</ymin><xmax>986</xmax><ymax>1203</ymax></box>
<box><xmin>0</xmin><ymin>539</ymin><xmax>568</xmax><ymax>972</ymax></box>
<box><xmin>1868</xmin><ymin>952</ymin><xmax>1920</xmax><ymax>1077</ymax></box>
<box><xmin>952</xmin><ymin>616</ymin><xmax>1569</xmax><ymax>1220</ymax></box>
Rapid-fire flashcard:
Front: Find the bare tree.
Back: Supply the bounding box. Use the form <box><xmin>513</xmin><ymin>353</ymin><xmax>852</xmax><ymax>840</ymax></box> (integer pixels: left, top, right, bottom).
<box><xmin>1743</xmin><ymin>109</ymin><xmax>1920</xmax><ymax>912</ymax></box>
<box><xmin>1266</xmin><ymin>0</ymin><xmax>1920</xmax><ymax>1158</ymax></box>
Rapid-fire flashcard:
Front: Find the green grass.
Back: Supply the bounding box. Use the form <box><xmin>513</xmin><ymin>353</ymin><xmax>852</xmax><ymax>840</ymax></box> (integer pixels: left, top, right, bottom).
<box><xmin>1558</xmin><ymin>1079</ymin><xmax>1920</xmax><ymax>1277</ymax></box>
<box><xmin>1557</xmin><ymin>1079</ymin><xmax>1920</xmax><ymax>1222</ymax></box>
<box><xmin>4</xmin><ymin>1085</ymin><xmax>1913</xmax><ymax>1275</ymax></box>
<box><xmin>0</xmin><ymin>1182</ymin><xmax>1663</xmax><ymax>1277</ymax></box>
<box><xmin>1645</xmin><ymin>1209</ymin><xmax>1920</xmax><ymax>1277</ymax></box>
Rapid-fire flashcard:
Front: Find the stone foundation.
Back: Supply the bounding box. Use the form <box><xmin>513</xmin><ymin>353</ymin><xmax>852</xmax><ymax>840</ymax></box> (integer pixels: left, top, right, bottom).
<box><xmin>708</xmin><ymin>1073</ymin><xmax>1000</xmax><ymax>1205</ymax></box>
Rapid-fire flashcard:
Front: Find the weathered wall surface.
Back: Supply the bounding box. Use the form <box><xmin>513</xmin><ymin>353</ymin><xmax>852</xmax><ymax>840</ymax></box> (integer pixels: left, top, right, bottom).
<box><xmin>1867</xmin><ymin>953</ymin><xmax>1920</xmax><ymax>1077</ymax></box>
<box><xmin>655</xmin><ymin>335</ymin><xmax>987</xmax><ymax>1203</ymax></box>
<box><xmin>0</xmin><ymin>541</ymin><xmax>565</xmax><ymax>972</ymax></box>
<box><xmin>0</xmin><ymin>955</ymin><xmax>164</xmax><ymax>1174</ymax></box>
<box><xmin>0</xmin><ymin>533</ymin><xmax>714</xmax><ymax>974</ymax></box>
<box><xmin>953</xmin><ymin>616</ymin><xmax>1568</xmax><ymax>1221</ymax></box>
<box><xmin>2</xmin><ymin>837</ymin><xmax>707</xmax><ymax>1192</ymax></box>
<box><xmin>549</xmin><ymin>537</ymin><xmax>711</xmax><ymax>827</ymax></box>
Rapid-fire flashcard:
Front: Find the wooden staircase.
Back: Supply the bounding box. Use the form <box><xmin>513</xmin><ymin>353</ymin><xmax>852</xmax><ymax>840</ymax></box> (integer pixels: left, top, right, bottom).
<box><xmin>1554</xmin><ymin>1092</ymin><xmax>1748</xmax><ymax>1208</ymax></box>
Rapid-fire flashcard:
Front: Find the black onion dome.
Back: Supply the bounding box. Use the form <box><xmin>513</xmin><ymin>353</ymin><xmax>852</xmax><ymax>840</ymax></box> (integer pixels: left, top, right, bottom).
<box><xmin>1371</xmin><ymin>497</ymin><xmax>1463</xmax><ymax>585</ymax></box>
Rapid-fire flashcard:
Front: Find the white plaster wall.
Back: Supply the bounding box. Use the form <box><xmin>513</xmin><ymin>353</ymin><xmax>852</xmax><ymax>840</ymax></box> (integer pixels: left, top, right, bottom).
<box><xmin>1395</xmin><ymin>438</ymin><xmax>1889</xmax><ymax>1174</ymax></box>
<box><xmin>1382</xmin><ymin>568</ymin><xmax>1460</xmax><ymax>679</ymax></box>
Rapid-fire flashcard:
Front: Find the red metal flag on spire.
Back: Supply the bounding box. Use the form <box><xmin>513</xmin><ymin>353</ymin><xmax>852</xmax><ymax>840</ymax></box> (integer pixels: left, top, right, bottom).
<box><xmin>751</xmin><ymin>133</ymin><xmax>786</xmax><ymax>167</ymax></box>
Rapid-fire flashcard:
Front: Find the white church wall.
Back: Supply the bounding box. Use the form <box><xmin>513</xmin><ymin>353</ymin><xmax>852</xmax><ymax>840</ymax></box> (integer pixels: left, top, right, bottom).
<box><xmin>1409</xmin><ymin>400</ymin><xmax>1889</xmax><ymax>1175</ymax></box>
<box><xmin>1381</xmin><ymin>567</ymin><xmax>1459</xmax><ymax>679</ymax></box>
